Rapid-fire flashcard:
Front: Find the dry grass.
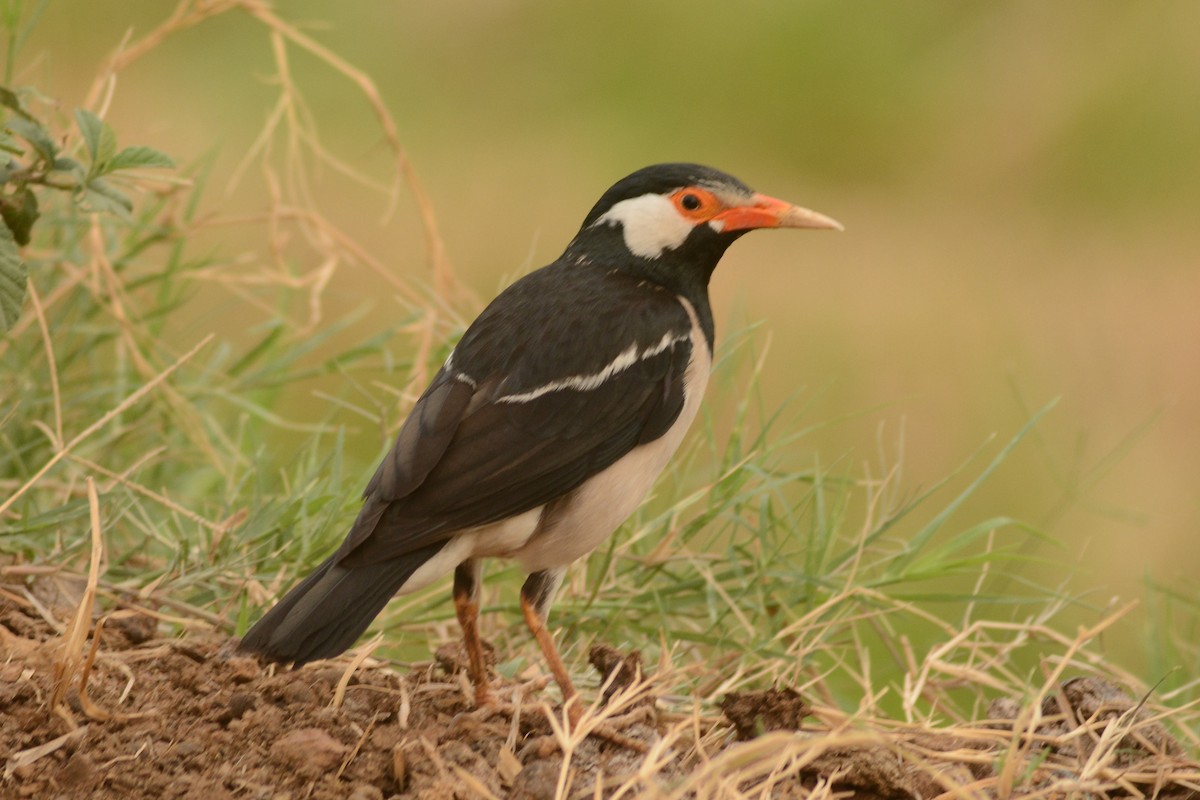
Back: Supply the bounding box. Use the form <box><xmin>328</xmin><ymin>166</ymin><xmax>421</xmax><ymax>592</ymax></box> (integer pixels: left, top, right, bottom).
<box><xmin>3</xmin><ymin>565</ymin><xmax>1198</xmax><ymax>797</ymax></box>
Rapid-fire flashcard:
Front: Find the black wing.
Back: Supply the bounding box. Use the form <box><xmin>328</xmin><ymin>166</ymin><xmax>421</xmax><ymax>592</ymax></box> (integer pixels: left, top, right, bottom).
<box><xmin>334</xmin><ymin>263</ymin><xmax>696</xmax><ymax>568</ymax></box>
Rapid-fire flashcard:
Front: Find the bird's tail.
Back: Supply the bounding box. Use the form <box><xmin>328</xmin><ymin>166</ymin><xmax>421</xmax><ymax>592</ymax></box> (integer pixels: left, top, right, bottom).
<box><xmin>239</xmin><ymin>541</ymin><xmax>446</xmax><ymax>666</ymax></box>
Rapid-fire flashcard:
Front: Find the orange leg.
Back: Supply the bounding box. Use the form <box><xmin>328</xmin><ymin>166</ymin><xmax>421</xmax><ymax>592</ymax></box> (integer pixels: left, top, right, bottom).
<box><xmin>520</xmin><ymin>570</ymin><xmax>581</xmax><ymax>723</ymax></box>
<box><xmin>453</xmin><ymin>560</ymin><xmax>492</xmax><ymax>707</ymax></box>
<box><xmin>520</xmin><ymin>569</ymin><xmax>649</xmax><ymax>751</ymax></box>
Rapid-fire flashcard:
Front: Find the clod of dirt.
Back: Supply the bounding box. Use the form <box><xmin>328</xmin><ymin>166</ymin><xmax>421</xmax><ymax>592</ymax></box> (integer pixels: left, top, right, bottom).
<box><xmin>53</xmin><ymin>751</ymin><xmax>100</xmax><ymax>794</ymax></box>
<box><xmin>224</xmin><ymin>655</ymin><xmax>260</xmax><ymax>684</ymax></box>
<box><xmin>27</xmin><ymin>574</ymin><xmax>88</xmax><ymax>619</ymax></box>
<box><xmin>345</xmin><ymin>783</ymin><xmax>383</xmax><ymax>800</ymax></box>
<box><xmin>269</xmin><ymin>727</ymin><xmax>346</xmax><ymax>776</ymax></box>
<box><xmin>105</xmin><ymin>612</ymin><xmax>158</xmax><ymax>648</ymax></box>
<box><xmin>259</xmin><ymin>672</ymin><xmax>324</xmax><ymax>709</ymax></box>
<box><xmin>720</xmin><ymin>687</ymin><xmax>811</xmax><ymax>740</ymax></box>
<box><xmin>990</xmin><ymin>675</ymin><xmax>1187</xmax><ymax>762</ymax></box>
<box><xmin>588</xmin><ymin>643</ymin><xmax>648</xmax><ymax>707</ymax></box>
<box><xmin>509</xmin><ymin>758</ymin><xmax>564</xmax><ymax>800</ymax></box>
<box><xmin>0</xmin><ymin>671</ymin><xmax>36</xmax><ymax>709</ymax></box>
<box><xmin>434</xmin><ymin>638</ymin><xmax>495</xmax><ymax>676</ymax></box>
<box><xmin>215</xmin><ymin>689</ymin><xmax>257</xmax><ymax>725</ymax></box>
<box><xmin>803</xmin><ymin>737</ymin><xmax>980</xmax><ymax>800</ymax></box>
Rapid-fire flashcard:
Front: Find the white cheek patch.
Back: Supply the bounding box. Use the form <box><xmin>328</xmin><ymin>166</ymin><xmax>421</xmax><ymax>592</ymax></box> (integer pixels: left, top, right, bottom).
<box><xmin>594</xmin><ymin>193</ymin><xmax>693</xmax><ymax>259</ymax></box>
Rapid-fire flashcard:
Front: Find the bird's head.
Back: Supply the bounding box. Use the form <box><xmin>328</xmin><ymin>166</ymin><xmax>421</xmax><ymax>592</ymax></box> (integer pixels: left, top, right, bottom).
<box><xmin>565</xmin><ymin>163</ymin><xmax>841</xmax><ymax>290</ymax></box>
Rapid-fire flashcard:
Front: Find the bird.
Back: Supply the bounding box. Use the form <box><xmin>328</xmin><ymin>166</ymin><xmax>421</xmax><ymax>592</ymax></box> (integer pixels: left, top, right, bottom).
<box><xmin>239</xmin><ymin>162</ymin><xmax>840</xmax><ymax>726</ymax></box>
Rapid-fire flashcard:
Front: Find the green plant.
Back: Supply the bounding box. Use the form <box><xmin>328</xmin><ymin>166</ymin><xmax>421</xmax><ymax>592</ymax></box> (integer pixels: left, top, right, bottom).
<box><xmin>0</xmin><ymin>86</ymin><xmax>173</xmax><ymax>332</ymax></box>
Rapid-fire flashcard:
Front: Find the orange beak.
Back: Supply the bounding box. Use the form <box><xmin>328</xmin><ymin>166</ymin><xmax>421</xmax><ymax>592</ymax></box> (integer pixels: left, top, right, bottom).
<box><xmin>713</xmin><ymin>192</ymin><xmax>843</xmax><ymax>233</ymax></box>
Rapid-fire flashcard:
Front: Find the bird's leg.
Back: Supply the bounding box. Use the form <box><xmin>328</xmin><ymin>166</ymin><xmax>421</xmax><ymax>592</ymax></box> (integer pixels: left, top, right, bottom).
<box><xmin>520</xmin><ymin>569</ymin><xmax>648</xmax><ymax>752</ymax></box>
<box><xmin>519</xmin><ymin>569</ymin><xmax>577</xmax><ymax>718</ymax></box>
<box><xmin>453</xmin><ymin>559</ymin><xmax>492</xmax><ymax>707</ymax></box>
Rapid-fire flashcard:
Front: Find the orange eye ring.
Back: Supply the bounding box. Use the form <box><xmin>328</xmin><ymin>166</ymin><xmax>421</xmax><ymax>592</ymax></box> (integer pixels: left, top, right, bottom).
<box><xmin>670</xmin><ymin>187</ymin><xmax>719</xmax><ymax>220</ymax></box>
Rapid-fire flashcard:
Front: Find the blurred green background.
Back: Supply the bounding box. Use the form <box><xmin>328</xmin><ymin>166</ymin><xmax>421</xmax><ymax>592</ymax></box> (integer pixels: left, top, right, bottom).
<box><xmin>28</xmin><ymin>3</ymin><xmax>1200</xmax><ymax>672</ymax></box>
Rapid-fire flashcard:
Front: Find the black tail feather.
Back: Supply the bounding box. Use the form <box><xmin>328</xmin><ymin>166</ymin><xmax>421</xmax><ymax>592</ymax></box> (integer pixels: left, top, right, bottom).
<box><xmin>239</xmin><ymin>540</ymin><xmax>447</xmax><ymax>666</ymax></box>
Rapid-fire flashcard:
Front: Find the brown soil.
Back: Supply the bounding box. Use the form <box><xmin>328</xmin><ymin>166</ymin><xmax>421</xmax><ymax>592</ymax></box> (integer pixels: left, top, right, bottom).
<box><xmin>2</xmin><ymin>590</ymin><xmax>1197</xmax><ymax>799</ymax></box>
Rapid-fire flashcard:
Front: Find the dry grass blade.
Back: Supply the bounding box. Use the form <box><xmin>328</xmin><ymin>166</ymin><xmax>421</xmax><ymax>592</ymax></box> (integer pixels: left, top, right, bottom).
<box><xmin>335</xmin><ymin>712</ymin><xmax>378</xmax><ymax>780</ymax></box>
<box><xmin>75</xmin><ymin>616</ymin><xmax>112</xmax><ymax>721</ymax></box>
<box><xmin>0</xmin><ymin>334</ymin><xmax>213</xmax><ymax>519</ymax></box>
<box><xmin>3</xmin><ymin>726</ymin><xmax>90</xmax><ymax>778</ymax></box>
<box><xmin>25</xmin><ymin>282</ymin><xmax>63</xmax><ymax>448</ymax></box>
<box><xmin>50</xmin><ymin>478</ymin><xmax>104</xmax><ymax>711</ymax></box>
<box><xmin>332</xmin><ymin>633</ymin><xmax>384</xmax><ymax>709</ymax></box>
<box><xmin>237</xmin><ymin>2</ymin><xmax>461</xmax><ymax>299</ymax></box>
<box><xmin>67</xmin><ymin>454</ymin><xmax>230</xmax><ymax>534</ymax></box>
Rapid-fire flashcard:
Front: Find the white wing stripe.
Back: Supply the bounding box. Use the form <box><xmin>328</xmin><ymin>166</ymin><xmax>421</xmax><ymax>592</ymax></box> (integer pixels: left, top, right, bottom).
<box><xmin>496</xmin><ymin>330</ymin><xmax>687</xmax><ymax>404</ymax></box>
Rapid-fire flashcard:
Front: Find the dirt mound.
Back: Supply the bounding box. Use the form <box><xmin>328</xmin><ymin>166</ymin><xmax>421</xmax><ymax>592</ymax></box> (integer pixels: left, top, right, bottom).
<box><xmin>0</xmin><ymin>594</ymin><xmax>663</xmax><ymax>798</ymax></box>
<box><xmin>2</xmin><ymin>590</ymin><xmax>1197</xmax><ymax>799</ymax></box>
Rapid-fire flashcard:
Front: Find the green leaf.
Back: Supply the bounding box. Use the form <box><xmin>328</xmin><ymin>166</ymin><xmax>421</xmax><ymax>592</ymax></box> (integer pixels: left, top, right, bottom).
<box><xmin>51</xmin><ymin>156</ymin><xmax>85</xmax><ymax>181</ymax></box>
<box><xmin>6</xmin><ymin>114</ymin><xmax>57</xmax><ymax>163</ymax></box>
<box><xmin>80</xmin><ymin>177</ymin><xmax>132</xmax><ymax>216</ymax></box>
<box><xmin>0</xmin><ymin>185</ymin><xmax>39</xmax><ymax>244</ymax></box>
<box><xmin>74</xmin><ymin>108</ymin><xmax>116</xmax><ymax>172</ymax></box>
<box><xmin>0</xmin><ymin>86</ymin><xmax>23</xmax><ymax>113</ymax></box>
<box><xmin>0</xmin><ymin>130</ymin><xmax>23</xmax><ymax>157</ymax></box>
<box><xmin>0</xmin><ymin>222</ymin><xmax>26</xmax><ymax>332</ymax></box>
<box><xmin>107</xmin><ymin>145</ymin><xmax>174</xmax><ymax>172</ymax></box>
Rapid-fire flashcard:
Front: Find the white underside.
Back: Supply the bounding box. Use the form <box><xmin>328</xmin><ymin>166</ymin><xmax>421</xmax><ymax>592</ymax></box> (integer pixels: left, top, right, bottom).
<box><xmin>392</xmin><ymin>295</ymin><xmax>711</xmax><ymax>593</ymax></box>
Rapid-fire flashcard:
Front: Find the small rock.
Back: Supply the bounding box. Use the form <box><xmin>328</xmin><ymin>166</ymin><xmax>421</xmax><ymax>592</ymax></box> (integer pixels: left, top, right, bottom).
<box><xmin>0</xmin><ymin>679</ymin><xmax>36</xmax><ymax>710</ymax></box>
<box><xmin>226</xmin><ymin>656</ymin><xmax>260</xmax><ymax>684</ymax></box>
<box><xmin>510</xmin><ymin>759</ymin><xmax>562</xmax><ymax>800</ymax></box>
<box><xmin>269</xmin><ymin>728</ymin><xmax>345</xmax><ymax>776</ymax></box>
<box><xmin>720</xmin><ymin>687</ymin><xmax>811</xmax><ymax>741</ymax></box>
<box><xmin>216</xmin><ymin>690</ymin><xmax>257</xmax><ymax>725</ymax></box>
<box><xmin>588</xmin><ymin>643</ymin><xmax>651</xmax><ymax>707</ymax></box>
<box><xmin>986</xmin><ymin>697</ymin><xmax>1022</xmax><ymax>724</ymax></box>
<box><xmin>346</xmin><ymin>784</ymin><xmax>383</xmax><ymax>800</ymax></box>
<box><xmin>176</xmin><ymin>740</ymin><xmax>204</xmax><ymax>757</ymax></box>
<box><xmin>54</xmin><ymin>752</ymin><xmax>99</xmax><ymax>792</ymax></box>
<box><xmin>312</xmin><ymin>668</ymin><xmax>345</xmax><ymax>689</ymax></box>
<box><xmin>108</xmin><ymin>612</ymin><xmax>158</xmax><ymax>647</ymax></box>
<box><xmin>181</xmin><ymin>779</ymin><xmax>235</xmax><ymax>800</ymax></box>
<box><xmin>282</xmin><ymin>680</ymin><xmax>317</xmax><ymax>706</ymax></box>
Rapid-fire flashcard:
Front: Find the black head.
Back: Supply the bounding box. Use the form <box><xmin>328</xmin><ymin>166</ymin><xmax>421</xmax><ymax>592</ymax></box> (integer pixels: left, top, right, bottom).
<box><xmin>580</xmin><ymin>163</ymin><xmax>756</xmax><ymax>229</ymax></box>
<box><xmin>564</xmin><ymin>163</ymin><xmax>840</xmax><ymax>296</ymax></box>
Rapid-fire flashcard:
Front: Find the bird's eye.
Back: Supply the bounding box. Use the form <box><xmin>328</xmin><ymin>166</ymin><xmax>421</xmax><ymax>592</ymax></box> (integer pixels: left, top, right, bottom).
<box><xmin>672</xmin><ymin>187</ymin><xmax>717</xmax><ymax>218</ymax></box>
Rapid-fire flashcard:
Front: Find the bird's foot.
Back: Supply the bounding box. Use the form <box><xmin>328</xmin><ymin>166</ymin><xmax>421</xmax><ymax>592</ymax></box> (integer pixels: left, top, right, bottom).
<box><xmin>471</xmin><ymin>691</ymin><xmax>649</xmax><ymax>753</ymax></box>
<box><xmin>468</xmin><ymin>694</ymin><xmax>513</xmax><ymax>721</ymax></box>
<box><xmin>562</xmin><ymin>698</ymin><xmax>651</xmax><ymax>752</ymax></box>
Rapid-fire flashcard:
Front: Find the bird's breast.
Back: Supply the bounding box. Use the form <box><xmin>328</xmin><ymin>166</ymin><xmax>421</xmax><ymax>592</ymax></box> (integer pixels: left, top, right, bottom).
<box><xmin>509</xmin><ymin>295</ymin><xmax>712</xmax><ymax>572</ymax></box>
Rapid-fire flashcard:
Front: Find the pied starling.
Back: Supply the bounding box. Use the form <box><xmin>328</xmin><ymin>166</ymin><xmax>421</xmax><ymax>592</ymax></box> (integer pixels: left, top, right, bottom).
<box><xmin>239</xmin><ymin>163</ymin><xmax>841</xmax><ymax>721</ymax></box>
